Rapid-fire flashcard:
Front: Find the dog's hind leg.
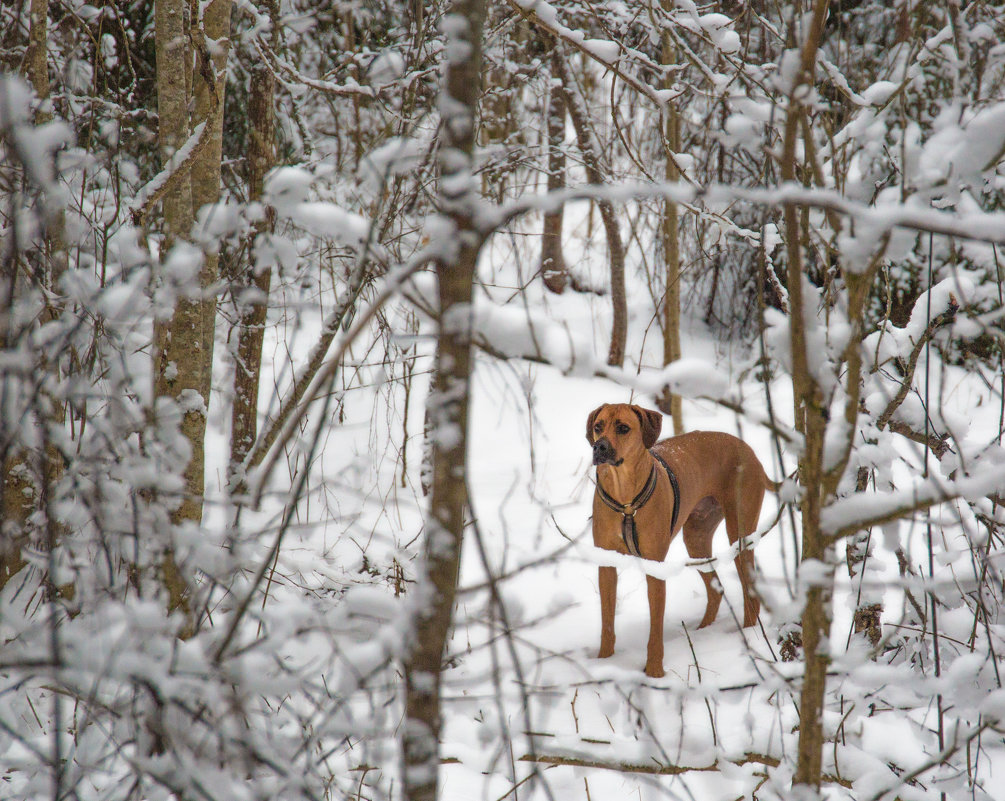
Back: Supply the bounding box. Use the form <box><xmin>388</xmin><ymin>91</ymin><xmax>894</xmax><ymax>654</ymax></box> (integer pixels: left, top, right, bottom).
<box><xmin>723</xmin><ymin>469</ymin><xmax>766</xmax><ymax>628</ymax></box>
<box><xmin>682</xmin><ymin>497</ymin><xmax>725</xmax><ymax>628</ymax></box>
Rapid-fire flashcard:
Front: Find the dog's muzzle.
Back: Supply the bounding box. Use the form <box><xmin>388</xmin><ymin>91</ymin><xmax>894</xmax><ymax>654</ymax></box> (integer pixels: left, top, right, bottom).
<box><xmin>592</xmin><ymin>438</ymin><xmax>620</xmax><ymax>466</ymax></box>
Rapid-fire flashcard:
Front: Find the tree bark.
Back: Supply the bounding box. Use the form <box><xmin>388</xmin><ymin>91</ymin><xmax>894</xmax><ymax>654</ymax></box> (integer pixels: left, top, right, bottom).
<box><xmin>153</xmin><ymin>0</ymin><xmax>193</xmax><ymax>252</ymax></box>
<box><xmin>152</xmin><ymin>0</ymin><xmax>230</xmax><ymax>623</ymax></box>
<box><xmin>1</xmin><ymin>0</ymin><xmax>62</xmax><ymax>594</ymax></box>
<box><xmin>229</xmin><ymin>29</ymin><xmax>276</xmax><ymax>476</ymax></box>
<box><xmin>781</xmin><ymin>0</ymin><xmax>837</xmax><ymax>792</ymax></box>
<box><xmin>153</xmin><ymin>0</ymin><xmax>231</xmax><ymax>519</ymax></box>
<box><xmin>659</xmin><ymin>29</ymin><xmax>683</xmax><ymax>433</ymax></box>
<box><xmin>553</xmin><ymin>50</ymin><xmax>627</xmax><ymax>367</ymax></box>
<box><xmin>190</xmin><ymin>0</ymin><xmax>232</xmax><ymax>410</ymax></box>
<box><xmin>24</xmin><ymin>0</ymin><xmax>65</xmax><ymax>288</ymax></box>
<box><xmin>152</xmin><ymin>0</ymin><xmax>197</xmax><ymax>620</ymax></box>
<box><xmin>401</xmin><ymin>2</ymin><xmax>486</xmax><ymax>800</ymax></box>
<box><xmin>24</xmin><ymin>0</ymin><xmax>50</xmax><ymax>123</ymax></box>
<box><xmin>540</xmin><ymin>45</ymin><xmax>568</xmax><ymax>294</ymax></box>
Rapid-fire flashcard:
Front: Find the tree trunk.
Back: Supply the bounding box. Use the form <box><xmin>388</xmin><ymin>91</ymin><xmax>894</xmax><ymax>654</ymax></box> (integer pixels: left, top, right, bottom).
<box><xmin>781</xmin><ymin>0</ymin><xmax>836</xmax><ymax>792</ymax></box>
<box><xmin>659</xmin><ymin>30</ymin><xmax>683</xmax><ymax>433</ymax></box>
<box><xmin>229</xmin><ymin>38</ymin><xmax>276</xmax><ymax>476</ymax></box>
<box><xmin>25</xmin><ymin>0</ymin><xmax>65</xmax><ymax>289</ymax></box>
<box><xmin>540</xmin><ymin>45</ymin><xmax>568</xmax><ymax>294</ymax></box>
<box><xmin>190</xmin><ymin>0</ymin><xmax>232</xmax><ymax>409</ymax></box>
<box><xmin>553</xmin><ymin>50</ymin><xmax>627</xmax><ymax>367</ymax></box>
<box><xmin>153</xmin><ymin>0</ymin><xmax>197</xmax><ymax>619</ymax></box>
<box><xmin>25</xmin><ymin>0</ymin><xmax>50</xmax><ymax>123</ymax></box>
<box><xmin>1</xmin><ymin>0</ymin><xmax>61</xmax><ymax>594</ymax></box>
<box><xmin>401</xmin><ymin>1</ymin><xmax>486</xmax><ymax>799</ymax></box>
<box><xmin>23</xmin><ymin>0</ymin><xmax>48</xmax><ymax>111</ymax></box>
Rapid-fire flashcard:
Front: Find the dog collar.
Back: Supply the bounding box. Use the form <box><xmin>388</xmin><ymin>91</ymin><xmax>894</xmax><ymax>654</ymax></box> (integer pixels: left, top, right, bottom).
<box><xmin>596</xmin><ymin>453</ymin><xmax>680</xmax><ymax>558</ymax></box>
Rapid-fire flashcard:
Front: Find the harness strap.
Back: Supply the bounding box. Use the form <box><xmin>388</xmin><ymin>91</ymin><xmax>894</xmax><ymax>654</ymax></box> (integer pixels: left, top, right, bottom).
<box><xmin>596</xmin><ymin>464</ymin><xmax>657</xmax><ymax>557</ymax></box>
<box><xmin>596</xmin><ymin>452</ymin><xmax>681</xmax><ymax>558</ymax></box>
<box><xmin>596</xmin><ymin>464</ymin><xmax>658</xmax><ymax>517</ymax></box>
<box><xmin>652</xmin><ymin>452</ymin><xmax>681</xmax><ymax>534</ymax></box>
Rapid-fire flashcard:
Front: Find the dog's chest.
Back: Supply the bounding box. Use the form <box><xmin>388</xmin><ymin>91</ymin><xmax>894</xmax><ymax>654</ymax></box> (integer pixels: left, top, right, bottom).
<box><xmin>591</xmin><ymin>489</ymin><xmax>673</xmax><ymax>559</ymax></box>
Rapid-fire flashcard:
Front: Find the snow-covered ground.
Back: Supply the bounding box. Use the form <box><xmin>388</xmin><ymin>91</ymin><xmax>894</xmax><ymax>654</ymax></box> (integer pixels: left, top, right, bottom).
<box><xmin>194</xmin><ymin>200</ymin><xmax>1005</xmax><ymax>800</ymax></box>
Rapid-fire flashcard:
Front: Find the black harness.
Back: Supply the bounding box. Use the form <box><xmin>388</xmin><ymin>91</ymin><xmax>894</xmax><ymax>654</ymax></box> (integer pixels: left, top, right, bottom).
<box><xmin>596</xmin><ymin>452</ymin><xmax>681</xmax><ymax>558</ymax></box>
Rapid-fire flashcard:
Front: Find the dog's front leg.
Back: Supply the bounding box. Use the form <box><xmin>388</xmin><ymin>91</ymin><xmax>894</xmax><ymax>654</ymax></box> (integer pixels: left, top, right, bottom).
<box><xmin>598</xmin><ymin>566</ymin><xmax>617</xmax><ymax>658</ymax></box>
<box><xmin>645</xmin><ymin>575</ymin><xmax>666</xmax><ymax>678</ymax></box>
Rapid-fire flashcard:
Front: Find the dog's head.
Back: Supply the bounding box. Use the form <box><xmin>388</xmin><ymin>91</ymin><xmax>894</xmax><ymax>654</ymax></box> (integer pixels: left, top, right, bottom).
<box><xmin>586</xmin><ymin>403</ymin><xmax>663</xmax><ymax>466</ymax></box>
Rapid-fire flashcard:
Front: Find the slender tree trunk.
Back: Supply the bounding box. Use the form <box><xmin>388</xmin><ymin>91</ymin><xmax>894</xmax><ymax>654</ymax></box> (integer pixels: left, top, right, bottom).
<box><xmin>1</xmin><ymin>0</ymin><xmax>61</xmax><ymax>593</ymax></box>
<box><xmin>781</xmin><ymin>0</ymin><xmax>835</xmax><ymax>792</ymax></box>
<box><xmin>540</xmin><ymin>44</ymin><xmax>568</xmax><ymax>294</ymax></box>
<box><xmin>153</xmin><ymin>0</ymin><xmax>231</xmax><ymax>622</ymax></box>
<box><xmin>229</xmin><ymin>32</ymin><xmax>276</xmax><ymax>476</ymax></box>
<box><xmin>25</xmin><ymin>0</ymin><xmax>50</xmax><ymax>122</ymax></box>
<box><xmin>553</xmin><ymin>50</ymin><xmax>627</xmax><ymax>366</ymax></box>
<box><xmin>0</xmin><ymin>306</ymin><xmax>30</xmax><ymax>585</ymax></box>
<box><xmin>153</xmin><ymin>0</ymin><xmax>197</xmax><ymax>619</ymax></box>
<box><xmin>659</xmin><ymin>29</ymin><xmax>683</xmax><ymax>433</ymax></box>
<box><xmin>190</xmin><ymin>0</ymin><xmax>232</xmax><ymax>407</ymax></box>
<box><xmin>401</xmin><ymin>2</ymin><xmax>486</xmax><ymax>799</ymax></box>
<box><xmin>24</xmin><ymin>0</ymin><xmax>65</xmax><ymax>289</ymax></box>
<box><xmin>153</xmin><ymin>0</ymin><xmax>193</xmax><ymax>253</ymax></box>
<box><xmin>153</xmin><ymin>0</ymin><xmax>230</xmax><ymax>504</ymax></box>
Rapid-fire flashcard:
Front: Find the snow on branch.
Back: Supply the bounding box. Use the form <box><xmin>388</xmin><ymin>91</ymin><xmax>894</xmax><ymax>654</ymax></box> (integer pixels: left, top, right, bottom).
<box><xmin>518</xmin><ymin>747</ymin><xmax>849</xmax><ymax>787</ymax></box>
<box><xmin>504</xmin><ymin>0</ymin><xmax>669</xmax><ymax>108</ymax></box>
<box><xmin>0</xmin><ymin>75</ymin><xmax>72</xmax><ymax>205</ymax></box>
<box><xmin>487</xmin><ymin>180</ymin><xmax>1005</xmax><ymax>246</ymax></box>
<box><xmin>254</xmin><ymin>38</ymin><xmax>437</xmax><ymax>100</ymax></box>
<box><xmin>129</xmin><ymin>121</ymin><xmax>209</xmax><ymax>226</ymax></box>
<box><xmin>822</xmin><ymin>462</ymin><xmax>1005</xmax><ymax>541</ymax></box>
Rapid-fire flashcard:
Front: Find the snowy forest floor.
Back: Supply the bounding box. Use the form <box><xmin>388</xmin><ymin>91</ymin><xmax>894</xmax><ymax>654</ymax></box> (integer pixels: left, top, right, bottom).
<box><xmin>203</xmin><ymin>233</ymin><xmax>1005</xmax><ymax>800</ymax></box>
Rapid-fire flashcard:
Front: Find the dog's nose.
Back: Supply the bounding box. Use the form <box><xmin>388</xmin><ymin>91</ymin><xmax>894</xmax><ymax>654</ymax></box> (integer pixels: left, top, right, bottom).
<box><xmin>592</xmin><ymin>438</ymin><xmax>614</xmax><ymax>465</ymax></box>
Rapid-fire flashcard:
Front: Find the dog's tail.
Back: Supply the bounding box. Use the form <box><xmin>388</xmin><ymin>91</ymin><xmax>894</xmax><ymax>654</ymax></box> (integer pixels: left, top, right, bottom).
<box><xmin>764</xmin><ymin>470</ymin><xmax>797</xmax><ymax>494</ymax></box>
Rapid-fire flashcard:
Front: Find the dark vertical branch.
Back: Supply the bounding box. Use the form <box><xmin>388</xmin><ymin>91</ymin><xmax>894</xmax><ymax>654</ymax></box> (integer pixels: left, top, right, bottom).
<box><xmin>923</xmin><ymin>233</ymin><xmax>946</xmax><ymax>773</ymax></box>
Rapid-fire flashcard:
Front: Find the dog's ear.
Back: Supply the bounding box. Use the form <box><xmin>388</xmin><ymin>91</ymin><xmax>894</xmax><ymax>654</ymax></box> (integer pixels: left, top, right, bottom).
<box><xmin>632</xmin><ymin>406</ymin><xmax>663</xmax><ymax>450</ymax></box>
<box><xmin>586</xmin><ymin>404</ymin><xmax>606</xmax><ymax>444</ymax></box>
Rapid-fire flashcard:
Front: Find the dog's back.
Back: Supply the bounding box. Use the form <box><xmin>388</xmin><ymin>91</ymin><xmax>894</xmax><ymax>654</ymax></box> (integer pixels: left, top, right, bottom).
<box><xmin>652</xmin><ymin>430</ymin><xmax>774</xmax><ymax>494</ymax></box>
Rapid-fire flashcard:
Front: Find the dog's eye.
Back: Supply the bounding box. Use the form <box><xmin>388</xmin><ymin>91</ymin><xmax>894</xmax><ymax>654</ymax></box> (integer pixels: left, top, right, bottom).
<box><xmin>593</xmin><ymin>423</ymin><xmax>603</xmax><ymax>433</ymax></box>
<box><xmin>616</xmin><ymin>423</ymin><xmax>630</xmax><ymax>435</ymax></box>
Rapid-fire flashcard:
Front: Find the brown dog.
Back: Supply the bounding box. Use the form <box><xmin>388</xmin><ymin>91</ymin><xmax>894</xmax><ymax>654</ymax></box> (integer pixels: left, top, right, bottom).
<box><xmin>587</xmin><ymin>403</ymin><xmax>777</xmax><ymax>678</ymax></box>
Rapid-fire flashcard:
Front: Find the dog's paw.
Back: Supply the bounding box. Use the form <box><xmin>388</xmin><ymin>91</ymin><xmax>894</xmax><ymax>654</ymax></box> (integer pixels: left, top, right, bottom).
<box><xmin>644</xmin><ymin>663</ymin><xmax>665</xmax><ymax>678</ymax></box>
